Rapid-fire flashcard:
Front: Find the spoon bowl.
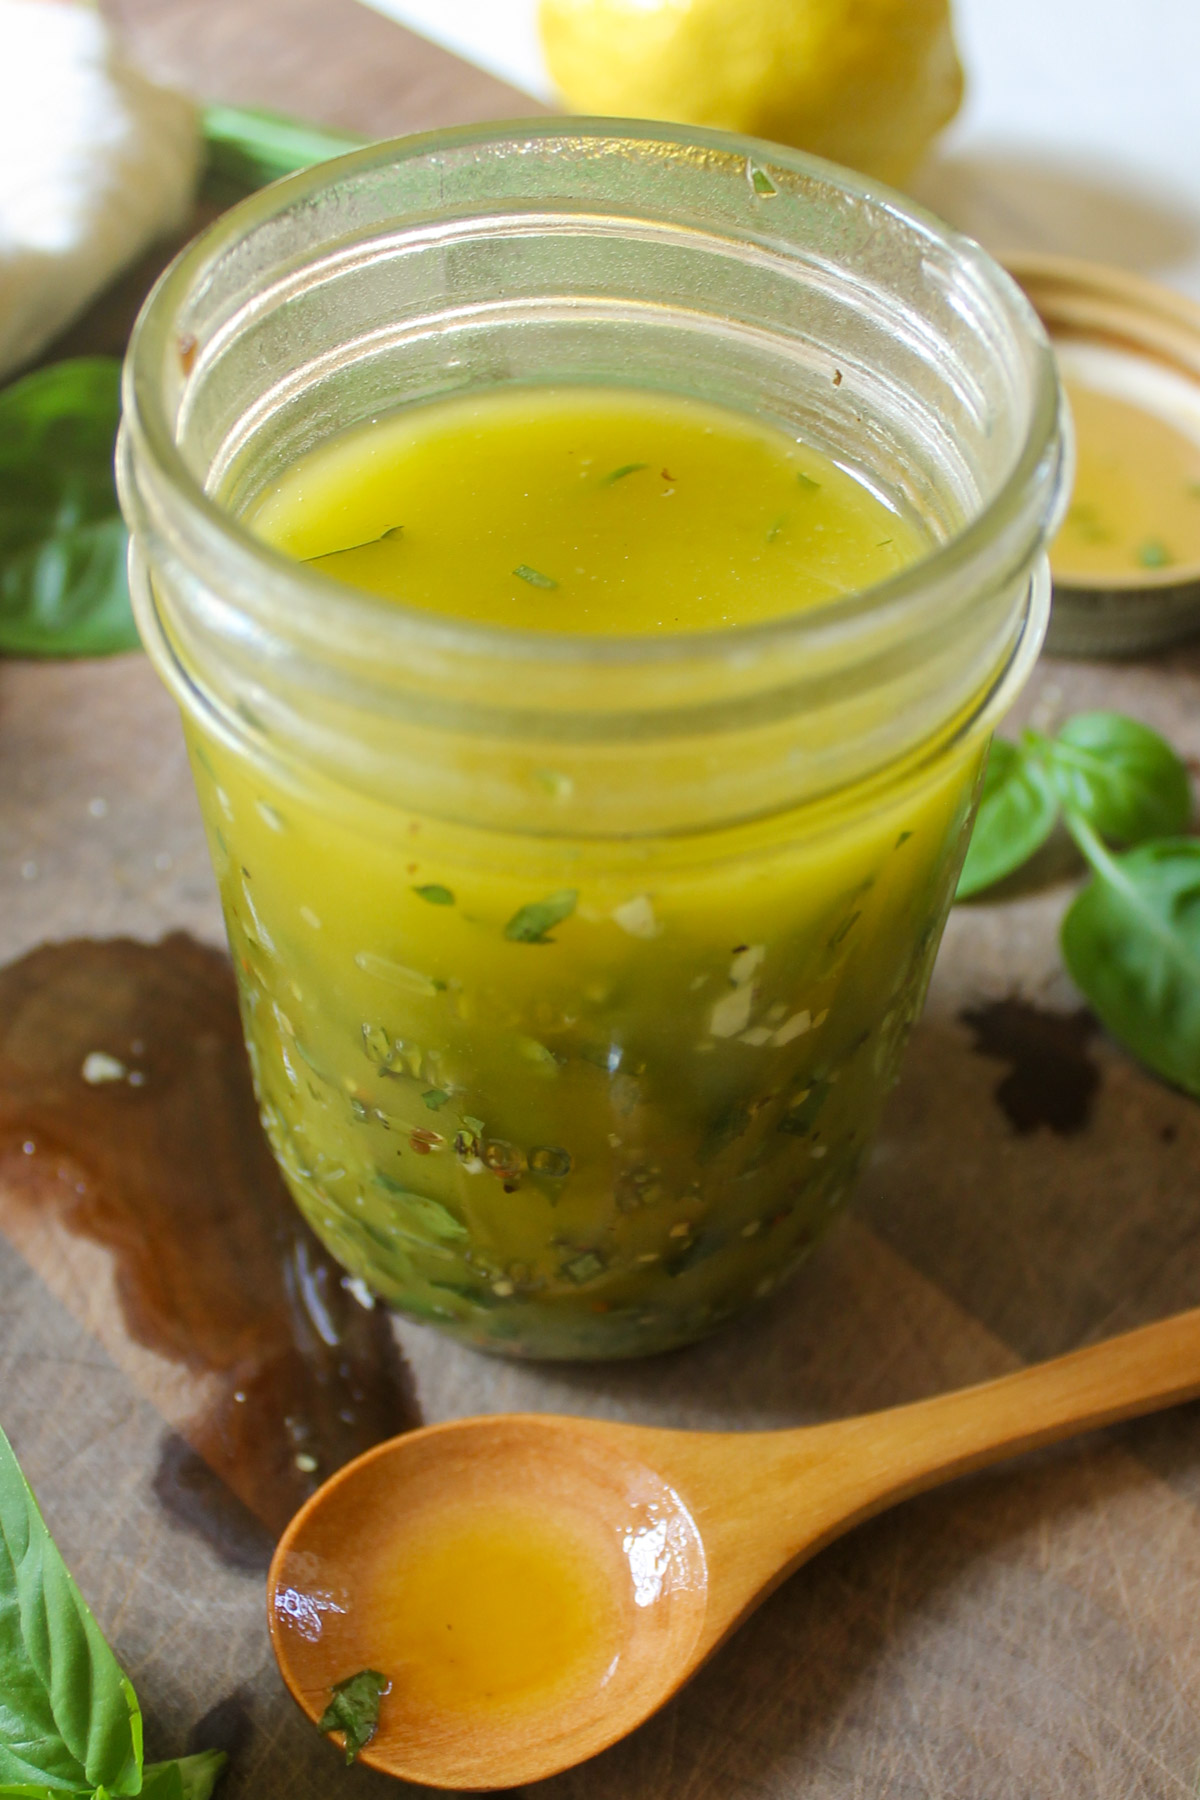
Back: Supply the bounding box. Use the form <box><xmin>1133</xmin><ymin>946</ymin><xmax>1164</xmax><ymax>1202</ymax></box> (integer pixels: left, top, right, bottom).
<box><xmin>269</xmin><ymin>1305</ymin><xmax>1200</xmax><ymax>1788</ymax></box>
<box><xmin>269</xmin><ymin>1414</ymin><xmax>710</xmax><ymax>1788</ymax></box>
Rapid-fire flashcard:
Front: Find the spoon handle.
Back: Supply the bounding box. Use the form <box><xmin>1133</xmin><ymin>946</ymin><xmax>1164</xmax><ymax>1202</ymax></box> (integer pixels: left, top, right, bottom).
<box><xmin>684</xmin><ymin>1304</ymin><xmax>1200</xmax><ymax>1656</ymax></box>
<box><xmin>844</xmin><ymin>1301</ymin><xmax>1200</xmax><ymax>1509</ymax></box>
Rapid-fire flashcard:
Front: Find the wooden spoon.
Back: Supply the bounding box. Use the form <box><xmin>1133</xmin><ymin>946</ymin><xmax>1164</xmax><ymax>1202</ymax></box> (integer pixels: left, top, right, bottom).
<box><xmin>268</xmin><ymin>1305</ymin><xmax>1200</xmax><ymax>1789</ymax></box>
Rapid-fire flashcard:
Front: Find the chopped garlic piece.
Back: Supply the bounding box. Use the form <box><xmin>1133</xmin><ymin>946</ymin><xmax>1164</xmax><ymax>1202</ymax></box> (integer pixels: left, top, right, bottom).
<box><xmin>81</xmin><ymin>1050</ymin><xmax>126</xmax><ymax>1083</ymax></box>
<box><xmin>772</xmin><ymin>1009</ymin><xmax>812</xmax><ymax>1046</ymax></box>
<box><xmin>0</xmin><ymin>0</ymin><xmax>199</xmax><ymax>379</ymax></box>
<box><xmin>709</xmin><ymin>983</ymin><xmax>754</xmax><ymax>1038</ymax></box>
<box><xmin>729</xmin><ymin>943</ymin><xmax>765</xmax><ymax>985</ymax></box>
<box><xmin>612</xmin><ymin>894</ymin><xmax>661</xmax><ymax>939</ymax></box>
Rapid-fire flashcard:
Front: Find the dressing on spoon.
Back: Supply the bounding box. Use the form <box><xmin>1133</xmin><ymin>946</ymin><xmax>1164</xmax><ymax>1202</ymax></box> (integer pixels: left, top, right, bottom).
<box><xmin>268</xmin><ymin>1303</ymin><xmax>1200</xmax><ymax>1788</ymax></box>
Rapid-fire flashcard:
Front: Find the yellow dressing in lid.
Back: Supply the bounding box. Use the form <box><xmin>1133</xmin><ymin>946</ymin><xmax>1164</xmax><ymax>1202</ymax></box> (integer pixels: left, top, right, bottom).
<box><xmin>1052</xmin><ymin>350</ymin><xmax>1200</xmax><ymax>581</ymax></box>
<box><xmin>1005</xmin><ymin>253</ymin><xmax>1200</xmax><ymax>657</ymax></box>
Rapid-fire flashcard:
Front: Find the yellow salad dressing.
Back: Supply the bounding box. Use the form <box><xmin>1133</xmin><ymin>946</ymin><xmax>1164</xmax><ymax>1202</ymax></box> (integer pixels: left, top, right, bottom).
<box><xmin>359</xmin><ymin>1500</ymin><xmax>622</xmax><ymax>1718</ymax></box>
<box><xmin>186</xmin><ymin>384</ymin><xmax>983</xmax><ymax>1358</ymax></box>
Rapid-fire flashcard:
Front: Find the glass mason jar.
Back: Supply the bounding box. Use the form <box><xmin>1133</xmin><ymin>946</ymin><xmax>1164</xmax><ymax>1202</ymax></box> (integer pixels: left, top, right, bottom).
<box><xmin>119</xmin><ymin>121</ymin><xmax>1068</xmax><ymax>1360</ymax></box>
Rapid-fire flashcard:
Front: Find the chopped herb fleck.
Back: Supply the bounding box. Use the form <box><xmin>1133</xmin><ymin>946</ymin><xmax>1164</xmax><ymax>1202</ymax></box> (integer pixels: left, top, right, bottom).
<box><xmin>750</xmin><ymin>165</ymin><xmax>777</xmax><ymax>196</ymax></box>
<box><xmin>534</xmin><ymin>767</ymin><xmax>574</xmax><ymax>799</ymax></box>
<box><xmin>696</xmin><ymin>1102</ymin><xmax>751</xmax><ymax>1165</ymax></box>
<box><xmin>766</xmin><ymin>514</ymin><xmax>789</xmax><ymax>543</ymax></box>
<box><xmin>412</xmin><ymin>883</ymin><xmax>454</xmax><ymax>905</ymax></box>
<box><xmin>563</xmin><ymin>1250</ymin><xmax>605</xmax><ymax>1284</ymax></box>
<box><xmin>895</xmin><ymin>830</ymin><xmax>912</xmax><ymax>847</ymax></box>
<box><xmin>602</xmin><ymin>462</ymin><xmax>648</xmax><ymax>485</ymax></box>
<box><xmin>421</xmin><ymin>1087</ymin><xmax>450</xmax><ymax>1110</ymax></box>
<box><xmin>665</xmin><ymin>1227</ymin><xmax>726</xmax><ymax>1276</ymax></box>
<box><xmin>1136</xmin><ymin>538</ymin><xmax>1172</xmax><ymax>569</ymax></box>
<box><xmin>1065</xmin><ymin>502</ymin><xmax>1111</xmax><ymax>545</ymax></box>
<box><xmin>461</xmin><ymin>1114</ymin><xmax>485</xmax><ymax>1134</ymax></box>
<box><xmin>827</xmin><ymin>909</ymin><xmax>862</xmax><ymax>951</ymax></box>
<box><xmin>361</xmin><ymin>1022</ymin><xmax>396</xmax><ymax>1066</ymax></box>
<box><xmin>514</xmin><ymin>563</ymin><xmax>558</xmax><ymax>590</ymax></box>
<box><xmin>876</xmin><ymin>538</ymin><xmax>893</xmax><ymax>548</ymax></box>
<box><xmin>373</xmin><ymin>1177</ymin><xmax>468</xmax><ymax>1240</ymax></box>
<box><xmin>354</xmin><ymin>952</ymin><xmax>441</xmax><ymax>996</ymax></box>
<box><xmin>318</xmin><ymin>1668</ymin><xmax>388</xmax><ymax>1765</ymax></box>
<box><xmin>795</xmin><ymin>471</ymin><xmax>821</xmax><ymax>492</ymax></box>
<box><xmin>504</xmin><ymin>889</ymin><xmax>578</xmax><ymax>943</ymax></box>
<box><xmin>305</xmin><ymin>525</ymin><xmax>403</xmax><ymax>561</ymax></box>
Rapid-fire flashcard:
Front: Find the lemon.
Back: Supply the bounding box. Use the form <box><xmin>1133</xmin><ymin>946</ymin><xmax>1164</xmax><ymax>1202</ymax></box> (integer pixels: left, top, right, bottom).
<box><xmin>538</xmin><ymin>0</ymin><xmax>964</xmax><ymax>187</ymax></box>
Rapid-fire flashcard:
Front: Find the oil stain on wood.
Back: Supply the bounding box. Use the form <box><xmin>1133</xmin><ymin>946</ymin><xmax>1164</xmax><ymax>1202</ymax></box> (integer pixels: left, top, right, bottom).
<box><xmin>0</xmin><ymin>933</ymin><xmax>419</xmax><ymax>1563</ymax></box>
<box><xmin>960</xmin><ymin>998</ymin><xmax>1100</xmax><ymax>1136</ymax></box>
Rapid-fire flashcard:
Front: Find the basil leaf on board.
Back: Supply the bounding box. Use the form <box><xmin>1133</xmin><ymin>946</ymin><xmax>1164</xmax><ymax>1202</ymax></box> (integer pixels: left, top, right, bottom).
<box><xmin>1048</xmin><ymin>712</ymin><xmax>1192</xmax><ymax>845</ymax></box>
<box><xmin>202</xmin><ymin>103</ymin><xmax>364</xmax><ymax>193</ymax></box>
<box><xmin>0</xmin><ymin>1425</ymin><xmax>142</xmax><ymax>1795</ymax></box>
<box><xmin>956</xmin><ymin>737</ymin><xmax>1059</xmax><ymax>898</ymax></box>
<box><xmin>318</xmin><ymin>1669</ymin><xmax>388</xmax><ymax>1766</ymax></box>
<box><xmin>504</xmin><ymin>890</ymin><xmax>578</xmax><ymax>944</ymax></box>
<box><xmin>1061</xmin><ymin>828</ymin><xmax>1200</xmax><ymax>1097</ymax></box>
<box><xmin>141</xmin><ymin>1750</ymin><xmax>228</xmax><ymax>1800</ymax></box>
<box><xmin>0</xmin><ymin>359</ymin><xmax>137</xmax><ymax>657</ymax></box>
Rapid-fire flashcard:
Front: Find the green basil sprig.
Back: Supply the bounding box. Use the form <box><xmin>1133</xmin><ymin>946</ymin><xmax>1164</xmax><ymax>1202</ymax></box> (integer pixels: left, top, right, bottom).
<box><xmin>0</xmin><ymin>1423</ymin><xmax>227</xmax><ymax>1800</ymax></box>
<box><xmin>201</xmin><ymin>104</ymin><xmax>364</xmax><ymax>195</ymax></box>
<box><xmin>0</xmin><ymin>359</ymin><xmax>136</xmax><ymax>658</ymax></box>
<box><xmin>957</xmin><ymin>710</ymin><xmax>1199</xmax><ymax>1096</ymax></box>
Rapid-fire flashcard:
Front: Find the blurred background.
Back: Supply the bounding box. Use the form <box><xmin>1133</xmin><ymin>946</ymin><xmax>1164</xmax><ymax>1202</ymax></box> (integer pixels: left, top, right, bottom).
<box><xmin>372</xmin><ymin>0</ymin><xmax>1200</xmax><ymax>297</ymax></box>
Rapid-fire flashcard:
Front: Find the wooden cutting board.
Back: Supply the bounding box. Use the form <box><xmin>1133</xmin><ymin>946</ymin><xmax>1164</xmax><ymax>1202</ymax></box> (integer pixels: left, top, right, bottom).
<box><xmin>4</xmin><ymin>5</ymin><xmax>1200</xmax><ymax>1794</ymax></box>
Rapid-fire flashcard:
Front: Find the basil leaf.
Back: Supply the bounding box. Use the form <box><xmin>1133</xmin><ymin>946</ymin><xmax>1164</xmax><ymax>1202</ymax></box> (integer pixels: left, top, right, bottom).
<box><xmin>0</xmin><ymin>1425</ymin><xmax>142</xmax><ymax>1795</ymax></box>
<box><xmin>1049</xmin><ymin>712</ymin><xmax>1192</xmax><ymax>845</ymax></box>
<box><xmin>1061</xmin><ymin>836</ymin><xmax>1200</xmax><ymax>1097</ymax></box>
<box><xmin>956</xmin><ymin>738</ymin><xmax>1059</xmax><ymax>898</ymax></box>
<box><xmin>141</xmin><ymin>1751</ymin><xmax>228</xmax><ymax>1800</ymax></box>
<box><xmin>318</xmin><ymin>1669</ymin><xmax>387</xmax><ymax>1766</ymax></box>
<box><xmin>0</xmin><ymin>360</ymin><xmax>137</xmax><ymax>658</ymax></box>
<box><xmin>504</xmin><ymin>890</ymin><xmax>578</xmax><ymax>944</ymax></box>
<box><xmin>0</xmin><ymin>518</ymin><xmax>134</xmax><ymax>659</ymax></box>
<box><xmin>202</xmin><ymin>104</ymin><xmax>364</xmax><ymax>192</ymax></box>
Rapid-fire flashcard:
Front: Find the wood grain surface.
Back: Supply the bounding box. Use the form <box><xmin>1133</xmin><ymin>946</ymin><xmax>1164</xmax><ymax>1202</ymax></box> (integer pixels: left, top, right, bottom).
<box><xmin>4</xmin><ymin>5</ymin><xmax>1200</xmax><ymax>1796</ymax></box>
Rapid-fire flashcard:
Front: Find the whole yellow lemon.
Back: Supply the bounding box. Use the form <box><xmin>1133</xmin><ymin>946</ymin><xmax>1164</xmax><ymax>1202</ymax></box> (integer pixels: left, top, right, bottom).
<box><xmin>539</xmin><ymin>0</ymin><xmax>964</xmax><ymax>187</ymax></box>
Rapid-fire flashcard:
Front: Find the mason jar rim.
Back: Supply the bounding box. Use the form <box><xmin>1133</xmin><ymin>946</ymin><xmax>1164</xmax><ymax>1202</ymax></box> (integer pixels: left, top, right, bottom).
<box><xmin>122</xmin><ymin>115</ymin><xmax>1064</xmax><ymax>679</ymax></box>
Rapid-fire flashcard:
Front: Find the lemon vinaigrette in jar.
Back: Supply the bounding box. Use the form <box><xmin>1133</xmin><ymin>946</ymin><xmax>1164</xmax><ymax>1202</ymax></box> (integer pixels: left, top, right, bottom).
<box><xmin>120</xmin><ymin>122</ymin><xmax>1068</xmax><ymax>1356</ymax></box>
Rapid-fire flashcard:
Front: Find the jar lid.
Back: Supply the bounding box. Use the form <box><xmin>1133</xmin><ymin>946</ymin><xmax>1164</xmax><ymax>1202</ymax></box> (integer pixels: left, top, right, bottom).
<box><xmin>1005</xmin><ymin>254</ymin><xmax>1200</xmax><ymax>658</ymax></box>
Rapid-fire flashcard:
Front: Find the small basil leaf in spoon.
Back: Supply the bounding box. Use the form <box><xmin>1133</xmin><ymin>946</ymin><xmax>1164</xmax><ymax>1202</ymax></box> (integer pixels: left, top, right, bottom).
<box><xmin>956</xmin><ymin>737</ymin><xmax>1059</xmax><ymax>898</ymax></box>
<box><xmin>1048</xmin><ymin>711</ymin><xmax>1192</xmax><ymax>845</ymax></box>
<box><xmin>318</xmin><ymin>1669</ymin><xmax>389</xmax><ymax>1765</ymax></box>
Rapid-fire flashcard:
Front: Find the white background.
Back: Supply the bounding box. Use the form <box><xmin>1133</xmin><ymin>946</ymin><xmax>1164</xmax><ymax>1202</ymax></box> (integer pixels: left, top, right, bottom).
<box><xmin>360</xmin><ymin>0</ymin><xmax>1200</xmax><ymax>299</ymax></box>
